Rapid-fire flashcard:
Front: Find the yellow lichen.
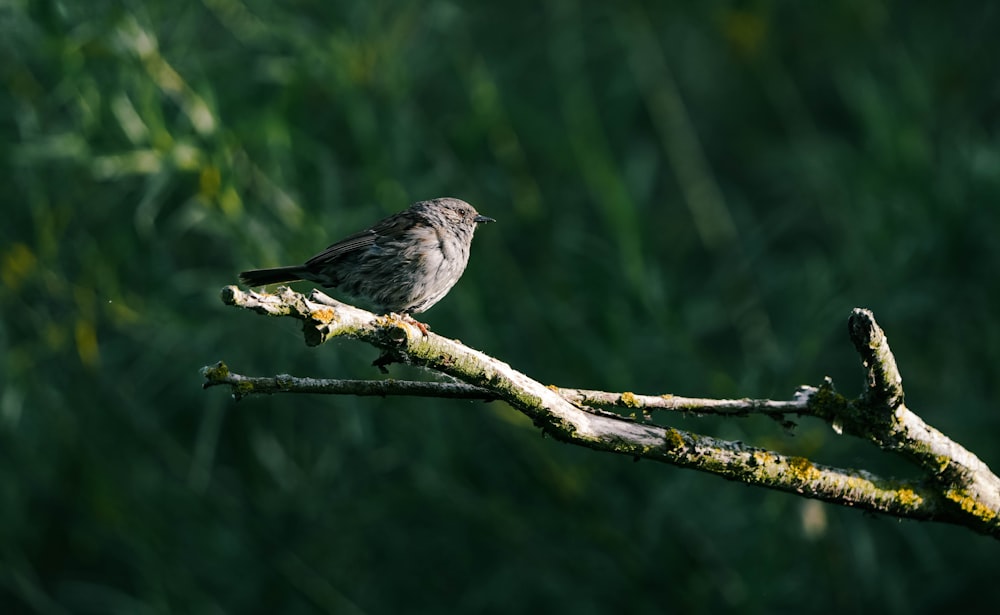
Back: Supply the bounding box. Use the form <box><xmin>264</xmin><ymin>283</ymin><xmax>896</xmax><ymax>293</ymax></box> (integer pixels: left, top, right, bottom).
<box><xmin>788</xmin><ymin>456</ymin><xmax>821</xmax><ymax>481</ymax></box>
<box><xmin>234</xmin><ymin>380</ymin><xmax>255</xmax><ymax>396</ymax></box>
<box><xmin>895</xmin><ymin>488</ymin><xmax>923</xmax><ymax>508</ymax></box>
<box><xmin>664</xmin><ymin>428</ymin><xmax>686</xmax><ymax>450</ymax></box>
<box><xmin>202</xmin><ymin>361</ymin><xmax>230</xmax><ymax>381</ymax></box>
<box><xmin>945</xmin><ymin>489</ymin><xmax>999</xmax><ymax>522</ymax></box>
<box><xmin>311</xmin><ymin>308</ymin><xmax>336</xmax><ymax>322</ymax></box>
<box><xmin>620</xmin><ymin>391</ymin><xmax>640</xmax><ymax>408</ymax></box>
<box><xmin>843</xmin><ymin>476</ymin><xmax>868</xmax><ymax>492</ymax></box>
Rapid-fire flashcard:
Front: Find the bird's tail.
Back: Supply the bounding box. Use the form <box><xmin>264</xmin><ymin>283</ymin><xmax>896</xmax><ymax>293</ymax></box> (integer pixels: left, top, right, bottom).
<box><xmin>238</xmin><ymin>265</ymin><xmax>308</xmax><ymax>287</ymax></box>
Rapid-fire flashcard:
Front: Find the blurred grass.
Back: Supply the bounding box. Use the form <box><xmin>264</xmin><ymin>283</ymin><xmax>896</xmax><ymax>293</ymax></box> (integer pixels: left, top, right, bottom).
<box><xmin>2</xmin><ymin>0</ymin><xmax>1000</xmax><ymax>612</ymax></box>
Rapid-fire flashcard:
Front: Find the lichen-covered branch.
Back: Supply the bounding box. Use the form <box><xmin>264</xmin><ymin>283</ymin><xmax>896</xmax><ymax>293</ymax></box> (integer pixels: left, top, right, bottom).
<box><xmin>556</xmin><ymin>386</ymin><xmax>816</xmax><ymax>419</ymax></box>
<box><xmin>844</xmin><ymin>308</ymin><xmax>1000</xmax><ymax>532</ymax></box>
<box><xmin>202</xmin><ymin>363</ymin><xmax>494</xmax><ymax>401</ymax></box>
<box><xmin>205</xmin><ymin>286</ymin><xmax>1000</xmax><ymax>538</ymax></box>
<box><xmin>201</xmin><ymin>364</ymin><xmax>813</xmax><ymax>418</ymax></box>
<box><xmin>849</xmin><ymin>308</ymin><xmax>905</xmax><ymax>410</ymax></box>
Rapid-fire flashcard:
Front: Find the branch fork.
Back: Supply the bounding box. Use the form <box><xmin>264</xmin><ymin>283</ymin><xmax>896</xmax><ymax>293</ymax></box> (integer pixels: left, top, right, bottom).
<box><xmin>203</xmin><ymin>288</ymin><xmax>1000</xmax><ymax>538</ymax></box>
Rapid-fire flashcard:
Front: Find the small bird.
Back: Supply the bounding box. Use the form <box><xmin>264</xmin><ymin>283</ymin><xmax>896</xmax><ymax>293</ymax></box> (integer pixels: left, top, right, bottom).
<box><xmin>239</xmin><ymin>198</ymin><xmax>494</xmax><ymax>323</ymax></box>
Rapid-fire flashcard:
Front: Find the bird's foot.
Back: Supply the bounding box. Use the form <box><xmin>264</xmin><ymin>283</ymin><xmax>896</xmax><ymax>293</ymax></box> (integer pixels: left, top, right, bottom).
<box><xmin>399</xmin><ymin>313</ymin><xmax>430</xmax><ymax>337</ymax></box>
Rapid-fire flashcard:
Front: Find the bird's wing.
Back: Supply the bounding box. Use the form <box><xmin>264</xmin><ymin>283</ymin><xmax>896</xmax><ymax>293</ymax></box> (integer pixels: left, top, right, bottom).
<box><xmin>304</xmin><ymin>211</ymin><xmax>420</xmax><ymax>266</ymax></box>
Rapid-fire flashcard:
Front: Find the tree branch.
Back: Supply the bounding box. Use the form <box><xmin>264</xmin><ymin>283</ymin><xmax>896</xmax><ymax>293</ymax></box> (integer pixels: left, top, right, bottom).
<box><xmin>202</xmin><ymin>364</ymin><xmax>813</xmax><ymax>417</ymax></box>
<box><xmin>202</xmin><ymin>365</ymin><xmax>495</xmax><ymax>401</ymax></box>
<box><xmin>203</xmin><ymin>286</ymin><xmax>1000</xmax><ymax>538</ymax></box>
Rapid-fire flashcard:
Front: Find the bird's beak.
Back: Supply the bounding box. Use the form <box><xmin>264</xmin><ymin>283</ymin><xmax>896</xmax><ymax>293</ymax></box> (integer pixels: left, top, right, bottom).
<box><xmin>475</xmin><ymin>215</ymin><xmax>496</xmax><ymax>224</ymax></box>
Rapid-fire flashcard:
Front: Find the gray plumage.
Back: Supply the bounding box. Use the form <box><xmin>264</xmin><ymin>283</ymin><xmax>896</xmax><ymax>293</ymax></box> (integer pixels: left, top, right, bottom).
<box><xmin>239</xmin><ymin>198</ymin><xmax>494</xmax><ymax>314</ymax></box>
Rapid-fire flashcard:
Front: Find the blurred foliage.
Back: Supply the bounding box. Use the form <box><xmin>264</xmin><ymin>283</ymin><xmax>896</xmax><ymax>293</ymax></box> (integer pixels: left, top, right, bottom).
<box><xmin>2</xmin><ymin>0</ymin><xmax>1000</xmax><ymax>612</ymax></box>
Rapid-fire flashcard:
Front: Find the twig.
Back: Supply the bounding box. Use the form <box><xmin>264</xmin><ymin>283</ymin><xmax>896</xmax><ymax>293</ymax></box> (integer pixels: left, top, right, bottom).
<box><xmin>202</xmin><ymin>363</ymin><xmax>495</xmax><ymax>401</ymax></box>
<box><xmin>556</xmin><ymin>386</ymin><xmax>816</xmax><ymax>418</ymax></box>
<box><xmin>201</xmin><ymin>361</ymin><xmax>814</xmax><ymax>417</ymax></box>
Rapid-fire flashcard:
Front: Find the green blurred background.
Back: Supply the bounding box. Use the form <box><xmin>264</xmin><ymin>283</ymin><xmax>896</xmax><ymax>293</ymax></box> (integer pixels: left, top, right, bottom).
<box><xmin>3</xmin><ymin>0</ymin><xmax>1000</xmax><ymax>612</ymax></box>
